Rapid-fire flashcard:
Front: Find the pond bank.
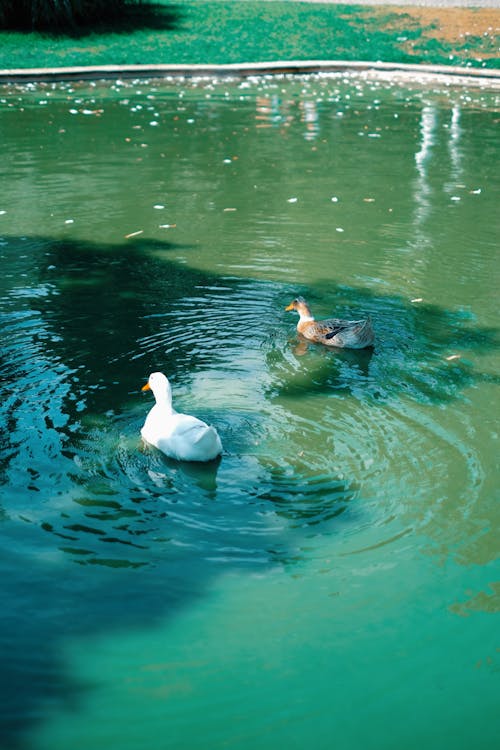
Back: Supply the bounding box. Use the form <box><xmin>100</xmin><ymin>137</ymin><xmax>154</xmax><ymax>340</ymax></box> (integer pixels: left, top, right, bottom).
<box><xmin>0</xmin><ymin>1</ymin><xmax>498</xmax><ymax>73</ymax></box>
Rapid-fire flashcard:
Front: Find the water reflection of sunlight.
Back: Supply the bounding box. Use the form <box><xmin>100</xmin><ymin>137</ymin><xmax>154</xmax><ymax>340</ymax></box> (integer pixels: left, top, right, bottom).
<box><xmin>300</xmin><ymin>100</ymin><xmax>320</xmax><ymax>141</ymax></box>
<box><xmin>449</xmin><ymin>104</ymin><xmax>462</xmax><ymax>175</ymax></box>
<box><xmin>255</xmin><ymin>95</ymin><xmax>286</xmax><ymax>128</ymax></box>
<box><xmin>414</xmin><ymin>103</ymin><xmax>436</xmax><ymax>227</ymax></box>
<box><xmin>255</xmin><ymin>93</ymin><xmax>320</xmax><ymax>140</ymax></box>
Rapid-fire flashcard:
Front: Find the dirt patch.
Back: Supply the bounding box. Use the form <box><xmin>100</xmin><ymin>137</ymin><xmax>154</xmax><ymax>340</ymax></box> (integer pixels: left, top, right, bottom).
<box><xmin>347</xmin><ymin>7</ymin><xmax>500</xmax><ymax>61</ymax></box>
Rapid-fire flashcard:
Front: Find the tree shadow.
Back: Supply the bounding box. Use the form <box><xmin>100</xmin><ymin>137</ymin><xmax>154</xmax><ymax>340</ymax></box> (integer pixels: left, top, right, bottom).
<box><xmin>4</xmin><ymin>2</ymin><xmax>183</xmax><ymax>38</ymax></box>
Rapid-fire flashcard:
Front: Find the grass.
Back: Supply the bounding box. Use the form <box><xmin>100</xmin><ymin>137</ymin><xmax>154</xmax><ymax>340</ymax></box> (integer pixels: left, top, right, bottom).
<box><xmin>0</xmin><ymin>0</ymin><xmax>498</xmax><ymax>70</ymax></box>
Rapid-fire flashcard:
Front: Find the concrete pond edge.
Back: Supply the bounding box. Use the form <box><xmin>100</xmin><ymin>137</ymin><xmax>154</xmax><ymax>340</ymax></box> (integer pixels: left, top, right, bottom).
<box><xmin>1</xmin><ymin>60</ymin><xmax>500</xmax><ymax>88</ymax></box>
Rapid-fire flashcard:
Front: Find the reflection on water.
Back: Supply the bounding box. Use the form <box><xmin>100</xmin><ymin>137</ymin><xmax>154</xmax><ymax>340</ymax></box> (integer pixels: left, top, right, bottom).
<box><xmin>0</xmin><ymin>74</ymin><xmax>499</xmax><ymax>750</ymax></box>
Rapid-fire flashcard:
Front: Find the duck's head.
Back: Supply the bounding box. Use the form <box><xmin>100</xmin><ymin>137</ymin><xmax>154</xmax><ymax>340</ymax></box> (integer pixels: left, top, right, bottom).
<box><xmin>285</xmin><ymin>296</ymin><xmax>313</xmax><ymax>319</ymax></box>
<box><xmin>142</xmin><ymin>372</ymin><xmax>172</xmax><ymax>403</ymax></box>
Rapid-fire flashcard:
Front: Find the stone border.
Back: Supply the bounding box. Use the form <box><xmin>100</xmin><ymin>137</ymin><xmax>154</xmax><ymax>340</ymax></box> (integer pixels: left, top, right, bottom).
<box><xmin>1</xmin><ymin>60</ymin><xmax>499</xmax><ymax>87</ymax></box>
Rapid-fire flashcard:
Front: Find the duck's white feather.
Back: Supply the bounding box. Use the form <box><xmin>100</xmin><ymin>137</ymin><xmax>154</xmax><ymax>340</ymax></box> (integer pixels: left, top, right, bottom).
<box><xmin>141</xmin><ymin>372</ymin><xmax>222</xmax><ymax>462</ymax></box>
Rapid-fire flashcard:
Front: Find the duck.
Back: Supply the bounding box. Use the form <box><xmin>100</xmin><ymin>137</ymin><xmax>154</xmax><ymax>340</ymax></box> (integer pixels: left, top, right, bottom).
<box><xmin>141</xmin><ymin>372</ymin><xmax>222</xmax><ymax>462</ymax></box>
<box><xmin>285</xmin><ymin>296</ymin><xmax>374</xmax><ymax>349</ymax></box>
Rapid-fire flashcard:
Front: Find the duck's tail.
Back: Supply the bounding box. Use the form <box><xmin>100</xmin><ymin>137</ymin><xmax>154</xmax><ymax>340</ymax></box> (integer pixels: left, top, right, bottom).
<box><xmin>355</xmin><ymin>317</ymin><xmax>375</xmax><ymax>348</ymax></box>
<box><xmin>334</xmin><ymin>317</ymin><xmax>374</xmax><ymax>349</ymax></box>
<box><xmin>192</xmin><ymin>425</ymin><xmax>223</xmax><ymax>460</ymax></box>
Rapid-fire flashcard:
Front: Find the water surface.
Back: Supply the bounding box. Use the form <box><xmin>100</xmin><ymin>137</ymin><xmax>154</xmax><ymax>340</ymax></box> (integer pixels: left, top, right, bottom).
<box><xmin>0</xmin><ymin>73</ymin><xmax>499</xmax><ymax>750</ymax></box>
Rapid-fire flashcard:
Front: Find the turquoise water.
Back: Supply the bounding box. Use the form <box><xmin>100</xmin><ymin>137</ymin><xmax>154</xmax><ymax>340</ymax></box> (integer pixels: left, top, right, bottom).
<box><xmin>0</xmin><ymin>74</ymin><xmax>499</xmax><ymax>750</ymax></box>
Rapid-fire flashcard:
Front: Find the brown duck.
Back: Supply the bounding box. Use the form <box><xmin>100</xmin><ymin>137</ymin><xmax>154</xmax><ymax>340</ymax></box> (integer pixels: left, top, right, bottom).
<box><xmin>285</xmin><ymin>296</ymin><xmax>374</xmax><ymax>349</ymax></box>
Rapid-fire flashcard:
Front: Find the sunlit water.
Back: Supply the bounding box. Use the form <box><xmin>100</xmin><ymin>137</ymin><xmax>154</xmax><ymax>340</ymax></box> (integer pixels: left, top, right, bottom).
<box><xmin>0</xmin><ymin>73</ymin><xmax>499</xmax><ymax>750</ymax></box>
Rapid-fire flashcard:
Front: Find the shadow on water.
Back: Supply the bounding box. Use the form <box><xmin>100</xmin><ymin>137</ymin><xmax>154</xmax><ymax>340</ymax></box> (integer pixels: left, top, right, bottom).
<box><xmin>0</xmin><ymin>233</ymin><xmax>352</xmax><ymax>749</ymax></box>
<box><xmin>1</xmin><ymin>234</ymin><xmax>499</xmax><ymax>748</ymax></box>
<box><xmin>4</xmin><ymin>2</ymin><xmax>183</xmax><ymax>38</ymax></box>
<box><xmin>0</xmin><ymin>542</ymin><xmax>213</xmax><ymax>750</ymax></box>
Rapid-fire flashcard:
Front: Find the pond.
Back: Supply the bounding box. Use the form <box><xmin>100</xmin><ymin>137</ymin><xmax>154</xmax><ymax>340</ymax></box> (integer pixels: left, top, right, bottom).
<box><xmin>0</xmin><ymin>72</ymin><xmax>499</xmax><ymax>750</ymax></box>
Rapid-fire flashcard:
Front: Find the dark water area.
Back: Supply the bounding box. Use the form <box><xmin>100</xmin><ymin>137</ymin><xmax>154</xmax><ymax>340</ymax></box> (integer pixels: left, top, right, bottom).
<box><xmin>0</xmin><ymin>74</ymin><xmax>499</xmax><ymax>749</ymax></box>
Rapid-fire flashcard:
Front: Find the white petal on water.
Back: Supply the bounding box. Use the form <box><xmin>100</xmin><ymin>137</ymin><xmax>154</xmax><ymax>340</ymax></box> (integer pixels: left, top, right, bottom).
<box><xmin>411</xmin><ymin>298</ymin><xmax>423</xmax><ymax>303</ymax></box>
<box><xmin>153</xmin><ymin>204</ymin><xmax>165</xmax><ymax>209</ymax></box>
<box><xmin>64</xmin><ymin>219</ymin><xmax>74</xmax><ymax>224</ymax></box>
<box><xmin>336</xmin><ymin>227</ymin><xmax>344</xmax><ymax>232</ymax></box>
<box><xmin>331</xmin><ymin>196</ymin><xmax>339</xmax><ymax>202</ymax></box>
<box><xmin>287</xmin><ymin>197</ymin><xmax>298</xmax><ymax>203</ymax></box>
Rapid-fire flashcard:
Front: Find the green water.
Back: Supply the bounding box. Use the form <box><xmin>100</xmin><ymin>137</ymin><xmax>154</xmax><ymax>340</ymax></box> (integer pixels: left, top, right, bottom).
<box><xmin>0</xmin><ymin>74</ymin><xmax>499</xmax><ymax>750</ymax></box>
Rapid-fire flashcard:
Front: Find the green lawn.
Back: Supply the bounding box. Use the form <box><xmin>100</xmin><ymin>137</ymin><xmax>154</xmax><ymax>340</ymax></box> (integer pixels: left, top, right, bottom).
<box><xmin>0</xmin><ymin>1</ymin><xmax>498</xmax><ymax>70</ymax></box>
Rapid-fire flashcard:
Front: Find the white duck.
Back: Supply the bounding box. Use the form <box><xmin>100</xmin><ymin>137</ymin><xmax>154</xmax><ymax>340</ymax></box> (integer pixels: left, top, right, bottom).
<box><xmin>141</xmin><ymin>372</ymin><xmax>222</xmax><ymax>462</ymax></box>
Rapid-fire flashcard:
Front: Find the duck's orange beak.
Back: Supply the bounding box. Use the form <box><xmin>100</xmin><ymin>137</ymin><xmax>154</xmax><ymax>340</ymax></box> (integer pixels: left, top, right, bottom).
<box><xmin>285</xmin><ymin>302</ymin><xmax>294</xmax><ymax>311</ymax></box>
<box><xmin>141</xmin><ymin>382</ymin><xmax>151</xmax><ymax>392</ymax></box>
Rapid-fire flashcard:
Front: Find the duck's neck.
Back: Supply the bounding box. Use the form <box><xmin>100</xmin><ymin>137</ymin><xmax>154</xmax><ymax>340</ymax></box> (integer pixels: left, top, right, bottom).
<box><xmin>297</xmin><ymin>303</ymin><xmax>314</xmax><ymax>323</ymax></box>
<box><xmin>153</xmin><ymin>387</ymin><xmax>174</xmax><ymax>414</ymax></box>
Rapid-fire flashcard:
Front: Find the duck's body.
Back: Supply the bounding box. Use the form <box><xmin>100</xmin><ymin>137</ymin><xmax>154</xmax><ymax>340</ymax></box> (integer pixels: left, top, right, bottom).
<box><xmin>285</xmin><ymin>296</ymin><xmax>374</xmax><ymax>349</ymax></box>
<box><xmin>141</xmin><ymin>372</ymin><xmax>222</xmax><ymax>462</ymax></box>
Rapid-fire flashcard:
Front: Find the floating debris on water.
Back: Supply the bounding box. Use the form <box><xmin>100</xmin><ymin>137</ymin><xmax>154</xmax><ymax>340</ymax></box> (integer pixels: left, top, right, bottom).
<box><xmin>125</xmin><ymin>230</ymin><xmax>144</xmax><ymax>239</ymax></box>
<box><xmin>446</xmin><ymin>354</ymin><xmax>462</xmax><ymax>361</ymax></box>
<box><xmin>411</xmin><ymin>298</ymin><xmax>423</xmax><ymax>303</ymax></box>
